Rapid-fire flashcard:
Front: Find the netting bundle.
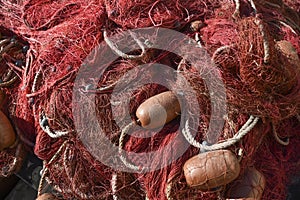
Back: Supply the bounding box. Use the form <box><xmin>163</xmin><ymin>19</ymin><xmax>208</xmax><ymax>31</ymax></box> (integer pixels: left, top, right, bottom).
<box><xmin>0</xmin><ymin>0</ymin><xmax>299</xmax><ymax>199</ymax></box>
<box><xmin>0</xmin><ymin>25</ymin><xmax>29</xmax><ymax>177</ymax></box>
<box><xmin>104</xmin><ymin>0</ymin><xmax>219</xmax><ymax>29</ymax></box>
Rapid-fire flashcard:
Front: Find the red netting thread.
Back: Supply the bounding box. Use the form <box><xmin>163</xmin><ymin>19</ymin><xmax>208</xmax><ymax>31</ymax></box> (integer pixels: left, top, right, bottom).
<box><xmin>0</xmin><ymin>25</ymin><xmax>29</xmax><ymax>176</ymax></box>
<box><xmin>0</xmin><ymin>0</ymin><xmax>299</xmax><ymax>199</ymax></box>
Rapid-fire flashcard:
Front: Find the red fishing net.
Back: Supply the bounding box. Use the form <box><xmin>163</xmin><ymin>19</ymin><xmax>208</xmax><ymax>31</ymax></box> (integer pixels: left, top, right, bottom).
<box><xmin>0</xmin><ymin>26</ymin><xmax>28</xmax><ymax>177</ymax></box>
<box><xmin>0</xmin><ymin>0</ymin><xmax>299</xmax><ymax>199</ymax></box>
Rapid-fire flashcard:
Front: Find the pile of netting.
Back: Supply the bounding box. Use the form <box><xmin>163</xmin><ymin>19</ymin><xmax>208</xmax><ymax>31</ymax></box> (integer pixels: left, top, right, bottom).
<box><xmin>0</xmin><ymin>0</ymin><xmax>299</xmax><ymax>199</ymax></box>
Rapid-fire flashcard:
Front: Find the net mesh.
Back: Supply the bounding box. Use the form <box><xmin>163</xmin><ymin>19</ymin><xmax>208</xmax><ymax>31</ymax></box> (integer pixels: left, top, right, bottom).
<box><xmin>0</xmin><ymin>0</ymin><xmax>299</xmax><ymax>199</ymax></box>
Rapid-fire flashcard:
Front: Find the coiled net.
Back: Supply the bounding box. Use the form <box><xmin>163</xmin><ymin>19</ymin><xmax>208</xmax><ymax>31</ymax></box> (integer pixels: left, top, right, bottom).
<box><xmin>0</xmin><ymin>0</ymin><xmax>299</xmax><ymax>199</ymax></box>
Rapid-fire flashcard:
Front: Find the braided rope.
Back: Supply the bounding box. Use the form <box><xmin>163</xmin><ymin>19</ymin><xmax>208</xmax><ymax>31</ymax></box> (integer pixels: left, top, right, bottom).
<box><xmin>248</xmin><ymin>0</ymin><xmax>257</xmax><ymax>14</ymax></box>
<box><xmin>37</xmin><ymin>141</ymin><xmax>67</xmax><ymax>196</ymax></box>
<box><xmin>39</xmin><ymin>112</ymin><xmax>70</xmax><ymax>138</ymax></box>
<box><xmin>233</xmin><ymin>0</ymin><xmax>241</xmax><ymax>19</ymax></box>
<box><xmin>118</xmin><ymin>122</ymin><xmax>145</xmax><ymax>171</ymax></box>
<box><xmin>182</xmin><ymin>115</ymin><xmax>260</xmax><ymax>152</ymax></box>
<box><xmin>272</xmin><ymin>123</ymin><xmax>289</xmax><ymax>146</ymax></box>
<box><xmin>111</xmin><ymin>173</ymin><xmax>118</xmax><ymax>200</ymax></box>
<box><xmin>103</xmin><ymin>30</ymin><xmax>147</xmax><ymax>60</ymax></box>
<box><xmin>165</xmin><ymin>182</ymin><xmax>173</xmax><ymax>200</ymax></box>
<box><xmin>255</xmin><ymin>18</ymin><xmax>270</xmax><ymax>64</ymax></box>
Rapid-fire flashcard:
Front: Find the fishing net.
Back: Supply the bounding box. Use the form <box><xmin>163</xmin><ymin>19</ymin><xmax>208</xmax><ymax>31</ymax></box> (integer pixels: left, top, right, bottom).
<box><xmin>0</xmin><ymin>0</ymin><xmax>299</xmax><ymax>199</ymax></box>
<box><xmin>0</xmin><ymin>26</ymin><xmax>28</xmax><ymax>177</ymax></box>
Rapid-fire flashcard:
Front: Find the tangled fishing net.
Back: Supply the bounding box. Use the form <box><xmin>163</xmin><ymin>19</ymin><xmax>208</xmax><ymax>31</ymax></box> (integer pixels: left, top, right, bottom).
<box><xmin>0</xmin><ymin>0</ymin><xmax>299</xmax><ymax>199</ymax></box>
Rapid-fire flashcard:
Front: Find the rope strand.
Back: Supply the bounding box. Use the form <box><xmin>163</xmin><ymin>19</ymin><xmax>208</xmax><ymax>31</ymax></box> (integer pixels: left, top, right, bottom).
<box><xmin>39</xmin><ymin>112</ymin><xmax>70</xmax><ymax>138</ymax></box>
<box><xmin>111</xmin><ymin>173</ymin><xmax>118</xmax><ymax>200</ymax></box>
<box><xmin>118</xmin><ymin>122</ymin><xmax>145</xmax><ymax>171</ymax></box>
<box><xmin>182</xmin><ymin>115</ymin><xmax>260</xmax><ymax>152</ymax></box>
<box><xmin>232</xmin><ymin>0</ymin><xmax>241</xmax><ymax>19</ymax></box>
<box><xmin>103</xmin><ymin>30</ymin><xmax>146</xmax><ymax>60</ymax></box>
<box><xmin>37</xmin><ymin>141</ymin><xmax>67</xmax><ymax>196</ymax></box>
<box><xmin>272</xmin><ymin>123</ymin><xmax>289</xmax><ymax>146</ymax></box>
<box><xmin>255</xmin><ymin>18</ymin><xmax>270</xmax><ymax>64</ymax></box>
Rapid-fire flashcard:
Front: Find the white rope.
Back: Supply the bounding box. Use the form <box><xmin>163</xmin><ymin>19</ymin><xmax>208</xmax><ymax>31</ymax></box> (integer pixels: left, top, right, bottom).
<box><xmin>37</xmin><ymin>161</ymin><xmax>47</xmax><ymax>196</ymax></box>
<box><xmin>279</xmin><ymin>21</ymin><xmax>297</xmax><ymax>35</ymax></box>
<box><xmin>49</xmin><ymin>141</ymin><xmax>67</xmax><ymax>165</ymax></box>
<box><xmin>103</xmin><ymin>30</ymin><xmax>146</xmax><ymax>60</ymax></box>
<box><xmin>39</xmin><ymin>112</ymin><xmax>70</xmax><ymax>138</ymax></box>
<box><xmin>232</xmin><ymin>0</ymin><xmax>241</xmax><ymax>19</ymax></box>
<box><xmin>111</xmin><ymin>173</ymin><xmax>118</xmax><ymax>200</ymax></box>
<box><xmin>177</xmin><ymin>58</ymin><xmax>187</xmax><ymax>72</ymax></box>
<box><xmin>96</xmin><ymin>82</ymin><xmax>117</xmax><ymax>92</ymax></box>
<box><xmin>254</xmin><ymin>18</ymin><xmax>270</xmax><ymax>64</ymax></box>
<box><xmin>96</xmin><ymin>78</ymin><xmax>135</xmax><ymax>92</ymax></box>
<box><xmin>39</xmin><ymin>163</ymin><xmax>45</xmax><ymax>176</ymax></box>
<box><xmin>0</xmin><ymin>38</ymin><xmax>10</xmax><ymax>62</ymax></box>
<box><xmin>62</xmin><ymin>144</ymin><xmax>96</xmax><ymax>200</ymax></box>
<box><xmin>212</xmin><ymin>45</ymin><xmax>233</xmax><ymax>62</ymax></box>
<box><xmin>237</xmin><ymin>148</ymin><xmax>244</xmax><ymax>162</ymax></box>
<box><xmin>21</xmin><ymin>50</ymin><xmax>33</xmax><ymax>90</ymax></box>
<box><xmin>182</xmin><ymin>115</ymin><xmax>260</xmax><ymax>152</ymax></box>
<box><xmin>249</xmin><ymin>0</ymin><xmax>271</xmax><ymax>65</ymax></box>
<box><xmin>0</xmin><ymin>38</ymin><xmax>19</xmax><ymax>87</ymax></box>
<box><xmin>31</xmin><ymin>68</ymin><xmax>41</xmax><ymax>93</ymax></box>
<box><xmin>195</xmin><ymin>33</ymin><xmax>202</xmax><ymax>48</ymax></box>
<box><xmin>118</xmin><ymin>122</ymin><xmax>146</xmax><ymax>171</ymax></box>
<box><xmin>0</xmin><ymin>74</ymin><xmax>18</xmax><ymax>87</ymax></box>
<box><xmin>248</xmin><ymin>0</ymin><xmax>257</xmax><ymax>14</ymax></box>
<box><xmin>0</xmin><ymin>38</ymin><xmax>10</xmax><ymax>46</ymax></box>
<box><xmin>3</xmin><ymin>69</ymin><xmax>13</xmax><ymax>82</ymax></box>
<box><xmin>165</xmin><ymin>182</ymin><xmax>173</xmax><ymax>200</ymax></box>
<box><xmin>272</xmin><ymin>123</ymin><xmax>289</xmax><ymax>146</ymax></box>
<box><xmin>37</xmin><ymin>141</ymin><xmax>67</xmax><ymax>196</ymax></box>
<box><xmin>0</xmin><ymin>40</ymin><xmax>14</xmax><ymax>55</ymax></box>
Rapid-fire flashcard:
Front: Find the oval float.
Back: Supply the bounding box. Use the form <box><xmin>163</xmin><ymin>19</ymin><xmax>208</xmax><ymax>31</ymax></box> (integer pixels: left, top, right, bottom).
<box><xmin>136</xmin><ymin>91</ymin><xmax>181</xmax><ymax>129</ymax></box>
<box><xmin>183</xmin><ymin>150</ymin><xmax>240</xmax><ymax>191</ymax></box>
